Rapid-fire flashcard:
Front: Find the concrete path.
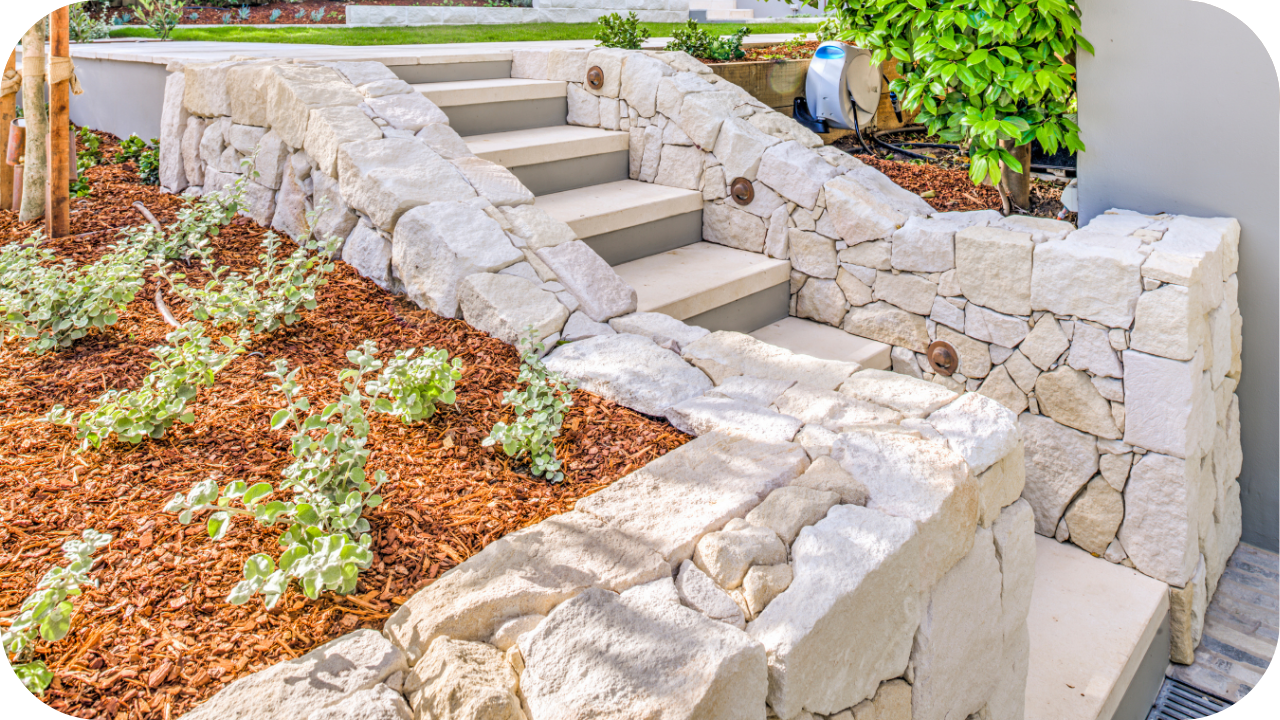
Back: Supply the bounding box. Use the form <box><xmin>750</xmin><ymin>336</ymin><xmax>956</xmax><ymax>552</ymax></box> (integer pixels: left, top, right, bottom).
<box><xmin>1166</xmin><ymin>542</ymin><xmax>1279</xmax><ymax>702</ymax></box>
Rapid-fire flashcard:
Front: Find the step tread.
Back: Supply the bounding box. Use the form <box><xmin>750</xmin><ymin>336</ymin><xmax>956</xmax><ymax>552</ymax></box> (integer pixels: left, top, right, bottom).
<box><xmin>750</xmin><ymin>317</ymin><xmax>891</xmax><ymax>371</ymax></box>
<box><xmin>538</xmin><ymin>180</ymin><xmax>703</xmax><ymax>238</ymax></box>
<box><xmin>613</xmin><ymin>242</ymin><xmax>790</xmax><ymax>321</ymax></box>
<box><xmin>466</xmin><ymin>125</ymin><xmax>629</xmax><ymax>168</ymax></box>
<box><xmin>1026</xmin><ymin>536</ymin><xmax>1169</xmax><ymax>720</ymax></box>
<box><xmin>413</xmin><ymin>77</ymin><xmax>566</xmax><ymax>107</ymax></box>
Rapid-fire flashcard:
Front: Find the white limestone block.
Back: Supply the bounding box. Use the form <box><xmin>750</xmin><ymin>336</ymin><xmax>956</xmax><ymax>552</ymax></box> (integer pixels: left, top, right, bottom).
<box><xmin>822</xmin><ymin>174</ymin><xmax>906</xmax><ymax>245</ymax></box>
<box><xmin>459</xmin><ymin>273</ymin><xmax>569</xmax><ymax>346</ymax></box>
<box><xmin>954</xmin><ymin>225</ymin><xmax>1034</xmax><ymax>316</ymax></box>
<box><xmin>796</xmin><ymin>278</ymin><xmax>848</xmax><ymax>327</ymax></box>
<box><xmin>935</xmin><ymin>325</ymin><xmax>991</xmax><ymax>379</ymax></box>
<box><xmin>1018</xmin><ymin>413</ymin><xmax>1099</xmax><ymax>536</ymax></box>
<box><xmin>1129</xmin><ymin>284</ymin><xmax>1208</xmax><ymax>362</ymax></box>
<box><xmin>703</xmin><ymin>202</ymin><xmax>766</xmax><ymax>253</ymax></box>
<box><xmin>676</xmin><ymin>559</ymin><xmax>747</xmax><ymax>628</ymax></box>
<box><xmin>713</xmin><ymin>117</ymin><xmax>779</xmax><ymax>181</ymax></box>
<box><xmin>838</xmin><ymin>368</ymin><xmax>957</xmax><ymax>418</ymax></box>
<box><xmin>1063</xmin><ymin>475</ymin><xmax>1124</xmax><ymax>556</ymax></box>
<box><xmin>1123</xmin><ymin>349</ymin><xmax>1214</xmax><ymax>459</ymax></box>
<box><xmin>544</xmin><ymin>333</ymin><xmax>712</xmax><ymax>417</ymax></box>
<box><xmin>566</xmin><ymin>82</ymin><xmax>600</xmax><ymax>126</ymax></box>
<box><xmin>1030</xmin><ymin>239</ymin><xmax>1145</xmax><ymax>328</ymax></box>
<box><xmin>757</xmin><ymin>141</ymin><xmax>842</xmax><ymax>209</ymax></box>
<box><xmin>337</xmin><ymin>138</ymin><xmax>476</xmax><ymax>231</ymax></box>
<box><xmin>965</xmin><ymin>305</ymin><xmax>1030</xmax><ymax>349</ymax></box>
<box><xmin>841</xmin><ymin>302</ymin><xmax>930</xmax><ymax>353</ymax></box>
<box><xmin>450</xmin><ymin>156</ymin><xmax>536</xmax><ymax>207</ymax></box>
<box><xmin>1119</xmin><ymin>452</ymin><xmax>1212</xmax><ymax>587</ymax></box>
<box><xmin>666</xmin><ymin>395</ymin><xmax>803</xmax><ymax>443</ymax></box>
<box><xmin>654</xmin><ymin>143</ymin><xmax>705</xmax><ymax>191</ymax></box>
<box><xmin>1018</xmin><ymin>315</ymin><xmax>1069</xmax><ymax>370</ymax></box>
<box><xmin>1035</xmin><ymin>366</ymin><xmax>1122</xmax><ymax>439</ymax></box>
<box><xmin>693</xmin><ymin>519</ymin><xmax>788</xmax><ymax>590</ymax></box>
<box><xmin>872</xmin><ymin>270</ymin><xmax>937</xmax><ymax>316</ymax></box>
<box><xmin>682</xmin><ymin>331</ymin><xmax>860</xmax><ymax>390</ymax></box>
<box><xmin>1068</xmin><ymin>321</ymin><xmax>1125</xmax><ymax>378</ymax></box>
<box><xmin>926</xmin><ymin>392</ymin><xmax>1020</xmax><ymax>474</ymax></box>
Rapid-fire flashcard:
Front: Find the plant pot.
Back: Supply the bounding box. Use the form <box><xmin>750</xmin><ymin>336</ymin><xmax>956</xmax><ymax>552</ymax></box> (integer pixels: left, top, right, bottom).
<box><xmin>6</xmin><ymin>118</ymin><xmax>24</xmax><ymax>166</ymax></box>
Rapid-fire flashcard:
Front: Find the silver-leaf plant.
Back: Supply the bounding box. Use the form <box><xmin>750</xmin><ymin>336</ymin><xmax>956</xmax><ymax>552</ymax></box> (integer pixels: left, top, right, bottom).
<box><xmin>366</xmin><ymin>346</ymin><xmax>463</xmax><ymax>424</ymax></box>
<box><xmin>1</xmin><ymin>529</ymin><xmax>112</xmax><ymax>696</ymax></box>
<box><xmin>483</xmin><ymin>330</ymin><xmax>575</xmax><ymax>482</ymax></box>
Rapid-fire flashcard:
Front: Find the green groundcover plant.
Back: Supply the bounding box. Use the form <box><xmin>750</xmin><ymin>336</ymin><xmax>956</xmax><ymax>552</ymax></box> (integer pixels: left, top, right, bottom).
<box><xmin>483</xmin><ymin>332</ymin><xmax>575</xmax><ymax>483</ymax></box>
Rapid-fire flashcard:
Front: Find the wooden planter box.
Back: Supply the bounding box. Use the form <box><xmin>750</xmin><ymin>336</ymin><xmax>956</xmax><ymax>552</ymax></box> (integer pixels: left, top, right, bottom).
<box><xmin>707</xmin><ymin>57</ymin><xmax>917</xmax><ymax>142</ymax></box>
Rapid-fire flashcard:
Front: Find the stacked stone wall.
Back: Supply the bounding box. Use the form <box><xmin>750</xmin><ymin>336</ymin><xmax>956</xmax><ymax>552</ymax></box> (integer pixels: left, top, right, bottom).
<box><xmin>345</xmin><ymin>1</ymin><xmax>689</xmax><ymax>27</ymax></box>
<box><xmin>517</xmin><ymin>46</ymin><xmax>1244</xmax><ymax>663</ymax></box>
<box><xmin>163</xmin><ymin>50</ymin><xmax>1036</xmax><ymax>720</ymax></box>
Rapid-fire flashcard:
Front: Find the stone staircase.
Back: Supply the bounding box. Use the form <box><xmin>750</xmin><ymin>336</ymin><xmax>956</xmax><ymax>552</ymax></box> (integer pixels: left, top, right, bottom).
<box><xmin>407</xmin><ymin>65</ymin><xmax>891</xmax><ymax>370</ymax></box>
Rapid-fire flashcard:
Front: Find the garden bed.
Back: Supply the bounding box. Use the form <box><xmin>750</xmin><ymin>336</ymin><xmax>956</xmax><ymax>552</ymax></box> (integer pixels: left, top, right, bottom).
<box><xmin>97</xmin><ymin>0</ymin><xmax>530</xmax><ymax>28</ymax></box>
<box><xmin>0</xmin><ymin>131</ymin><xmax>687</xmax><ymax>719</ymax></box>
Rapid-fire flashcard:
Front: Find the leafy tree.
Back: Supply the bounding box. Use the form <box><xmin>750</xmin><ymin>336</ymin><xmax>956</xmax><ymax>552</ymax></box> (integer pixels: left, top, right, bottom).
<box><xmin>827</xmin><ymin>0</ymin><xmax>1092</xmax><ymax>209</ymax></box>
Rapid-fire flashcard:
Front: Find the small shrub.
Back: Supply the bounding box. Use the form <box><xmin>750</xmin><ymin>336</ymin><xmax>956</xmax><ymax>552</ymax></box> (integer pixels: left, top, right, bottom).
<box><xmin>664</xmin><ymin>20</ymin><xmax>751</xmax><ymax>61</ymax></box>
<box><xmin>1</xmin><ymin>529</ymin><xmax>112</xmax><ymax>697</ymax></box>
<box><xmin>69</xmin><ymin>4</ymin><xmax>111</xmax><ymax>43</ymax></box>
<box><xmin>166</xmin><ymin>344</ymin><xmax>388</xmax><ymax>608</ymax></box>
<box><xmin>594</xmin><ymin>12</ymin><xmax>650</xmax><ymax>50</ymax></box>
<box><xmin>482</xmin><ymin>332</ymin><xmax>575</xmax><ymax>482</ymax></box>
<box><xmin>239</xmin><ymin>6</ymin><xmax>252</xmax><ymax>21</ymax></box>
<box><xmin>117</xmin><ymin>134</ymin><xmax>160</xmax><ymax>186</ymax></box>
<box><xmin>367</xmin><ymin>346</ymin><xmax>463</xmax><ymax>424</ymax></box>
<box><xmin>48</xmin><ymin>322</ymin><xmax>247</xmax><ymax>449</ymax></box>
<box><xmin>0</xmin><ymin>228</ymin><xmax>151</xmax><ymax>353</ymax></box>
<box><xmin>269</xmin><ymin>9</ymin><xmax>281</xmax><ymax>22</ymax></box>
<box><xmin>310</xmin><ymin>9</ymin><xmax>324</xmax><ymax>22</ymax></box>
<box><xmin>814</xmin><ymin>17</ymin><xmax>840</xmax><ymax>43</ymax></box>
<box><xmin>135</xmin><ymin>0</ymin><xmax>184</xmax><ymax>41</ymax></box>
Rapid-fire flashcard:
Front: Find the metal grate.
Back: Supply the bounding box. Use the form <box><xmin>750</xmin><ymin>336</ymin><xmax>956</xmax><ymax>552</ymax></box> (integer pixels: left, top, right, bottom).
<box><xmin>1148</xmin><ymin>677</ymin><xmax>1233</xmax><ymax>719</ymax></box>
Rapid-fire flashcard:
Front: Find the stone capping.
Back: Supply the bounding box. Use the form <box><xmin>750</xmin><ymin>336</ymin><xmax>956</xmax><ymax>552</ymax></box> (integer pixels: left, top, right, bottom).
<box><xmin>345</xmin><ymin>4</ymin><xmax>690</xmax><ymax>27</ymax></box>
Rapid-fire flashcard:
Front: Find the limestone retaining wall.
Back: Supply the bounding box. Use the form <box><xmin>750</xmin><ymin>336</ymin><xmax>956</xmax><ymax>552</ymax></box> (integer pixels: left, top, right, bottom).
<box><xmin>162</xmin><ymin>52</ymin><xmax>1036</xmax><ymax>720</ymax></box>
<box><xmin>515</xmin><ymin>46</ymin><xmax>1244</xmax><ymax>663</ymax></box>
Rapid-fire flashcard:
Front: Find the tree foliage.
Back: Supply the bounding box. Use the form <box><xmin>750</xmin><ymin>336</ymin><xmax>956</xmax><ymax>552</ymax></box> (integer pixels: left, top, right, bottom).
<box><xmin>827</xmin><ymin>0</ymin><xmax>1092</xmax><ymax>186</ymax></box>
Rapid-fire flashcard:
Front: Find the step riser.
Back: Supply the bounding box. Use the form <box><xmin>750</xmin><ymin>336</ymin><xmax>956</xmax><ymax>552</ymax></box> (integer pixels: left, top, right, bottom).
<box><xmin>391</xmin><ymin>60</ymin><xmax>512</xmax><ymax>84</ymax></box>
<box><xmin>585</xmin><ymin>211</ymin><xmax>702</xmax><ymax>267</ymax></box>
<box><xmin>444</xmin><ymin>98</ymin><xmax>569</xmax><ymax>137</ymax></box>
<box><xmin>509</xmin><ymin>151</ymin><xmax>630</xmax><ymax>196</ymax></box>
<box><xmin>684</xmin><ymin>282</ymin><xmax>790</xmax><ymax>334</ymax></box>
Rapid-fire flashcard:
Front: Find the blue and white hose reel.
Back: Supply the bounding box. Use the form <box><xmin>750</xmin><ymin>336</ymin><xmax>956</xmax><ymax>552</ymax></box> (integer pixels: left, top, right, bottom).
<box><xmin>795</xmin><ymin>41</ymin><xmax>883</xmax><ymax>135</ymax></box>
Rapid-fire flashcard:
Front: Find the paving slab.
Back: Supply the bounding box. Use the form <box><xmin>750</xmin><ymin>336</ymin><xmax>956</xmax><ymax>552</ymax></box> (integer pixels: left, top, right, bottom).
<box><xmin>750</xmin><ymin>316</ymin><xmax>892</xmax><ymax>371</ymax></box>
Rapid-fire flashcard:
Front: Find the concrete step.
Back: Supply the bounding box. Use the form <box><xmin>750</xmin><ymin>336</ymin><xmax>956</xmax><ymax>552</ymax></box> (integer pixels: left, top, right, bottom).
<box><xmin>749</xmin><ymin>317</ymin><xmax>892</xmax><ymax>371</ymax></box>
<box><xmin>389</xmin><ymin>52</ymin><xmax>513</xmax><ymax>84</ymax></box>
<box><xmin>613</xmin><ymin>241</ymin><xmax>790</xmax><ymax>334</ymax></box>
<box><xmin>413</xmin><ymin>78</ymin><xmax>567</xmax><ymax>136</ymax></box>
<box><xmin>537</xmin><ymin>180</ymin><xmax>704</xmax><ymax>266</ymax></box>
<box><xmin>688</xmin><ymin>0</ymin><xmax>738</xmax><ymax>9</ymax></box>
<box><xmin>466</xmin><ymin>125</ymin><xmax>630</xmax><ymax>196</ymax></box>
<box><xmin>1026</xmin><ymin>536</ymin><xmax>1171</xmax><ymax>720</ymax></box>
<box><xmin>705</xmin><ymin>9</ymin><xmax>756</xmax><ymax>20</ymax></box>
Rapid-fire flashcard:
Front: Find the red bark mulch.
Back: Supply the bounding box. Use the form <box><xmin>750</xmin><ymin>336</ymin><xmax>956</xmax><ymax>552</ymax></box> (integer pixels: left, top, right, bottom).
<box><xmin>0</xmin><ymin>132</ymin><xmax>688</xmax><ymax>719</ymax></box>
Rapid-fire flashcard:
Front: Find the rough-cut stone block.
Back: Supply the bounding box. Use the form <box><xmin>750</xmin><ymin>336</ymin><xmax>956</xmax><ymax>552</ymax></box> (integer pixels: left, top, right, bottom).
<box><xmin>796</xmin><ymin>278</ymin><xmax>848</xmax><ymax>327</ymax></box>
<box><xmin>391</xmin><ymin>200</ymin><xmax>522</xmax><ymax>317</ymax></box>
<box><xmin>748</xmin><ymin>109</ymin><xmax>823</xmax><ymax>148</ymax></box>
<box><xmin>450</xmin><ymin>156</ymin><xmax>536</xmax><ymax>207</ymax></box>
<box><xmin>757</xmin><ymin>141</ymin><xmax>841</xmax><ymax>208</ymax></box>
<box><xmin>1018</xmin><ymin>413</ymin><xmax>1098</xmax><ymax>536</ymax></box>
<box><xmin>306</xmin><ymin>684</ymin><xmax>410</xmax><ymax>720</ymax></box>
<box><xmin>405</xmin><ymin>637</ymin><xmax>523</xmax><ymax>720</ymax></box>
<box><xmin>707</xmin><ymin>374</ymin><xmax>793</xmax><ymax>407</ymax></box>
<box><xmin>566</xmin><ymin>82</ymin><xmax>600</xmax><ymax>126</ymax></box>
<box><xmin>678</xmin><ymin>90</ymin><xmax>738</xmax><ymax>148</ymax></box>
<box><xmin>965</xmin><ymin>305</ymin><xmax>1030</xmax><ymax>349</ymax></box>
<box><xmin>584</xmin><ymin>47</ymin><xmax>628</xmax><ymax>98</ymax></box>
<box><xmin>790</xmin><ymin>231</ymin><xmax>838</xmax><ymax>278</ymax></box>
<box><xmin>742</xmin><ymin>564</ymin><xmax>793</xmax><ymax>618</ymax></box>
<box><xmin>910</xmin><ymin>526</ymin><xmax>1003</xmax><ymax>720</ymax></box>
<box><xmin>608</xmin><ymin>311</ymin><xmax>708</xmax><ymax>350</ymax></box>
<box><xmin>270</xmin><ymin>162</ymin><xmax>310</xmax><ymax>241</ymax></box>
<box><xmin>935</xmin><ymin>325</ymin><xmax>989</xmax><ymax>378</ymax></box>
<box><xmin>749</xmin><ymin>505</ymin><xmax>922</xmax><ymax>718</ymax></box>
<box><xmin>992</xmin><ymin>499</ymin><xmax>1037</xmax><ymax>644</ymax></box>
<box><xmin>343</xmin><ymin>222</ymin><xmax>395</xmax><ymax>291</ymax></box>
<box><xmin>955</xmin><ymin>225</ymin><xmax>1034</xmax><ymax>316</ymax></box>
<box><xmin>337</xmin><ymin>139</ymin><xmax>476</xmax><ymax>230</ymax></box>
<box><xmin>304</xmin><ymin>105</ymin><xmax>382</xmax><ymax>178</ymax></box>
<box><xmin>226</xmin><ymin>62</ymin><xmax>275</xmax><ymax>127</ymax></box>
<box><xmin>561</xmin><ymin>311</ymin><xmax>615</xmax><ymax>342</ymax></box>
<box><xmin>576</xmin><ymin>431</ymin><xmax>808</xmax><ymax>565</ymax></box>
<box><xmin>745</xmin><ymin>485</ymin><xmax>840</xmax><ymax>544</ymax></box>
<box><xmin>703</xmin><ymin>202</ymin><xmax>766</xmax><ymax>253</ymax></box>
<box><xmin>838</xmin><ymin>369</ymin><xmax>957</xmax><ymax>418</ymax></box>
<box><xmin>1169</xmin><ymin>555</ymin><xmax>1208</xmax><ymax>665</ymax></box>
<box><xmin>227</xmin><ymin>123</ymin><xmax>266</xmax><ymax>155</ymax></box>
<box><xmin>415</xmin><ymin>123</ymin><xmax>472</xmax><ymax>160</ymax></box>
<box><xmin>682</xmin><ymin>331</ymin><xmax>860</xmax><ymax>390</ymax></box>
<box><xmin>181</xmin><ymin>116</ymin><xmax>206</xmax><ymax>186</ymax></box>
<box><xmin>1130</xmin><ymin>284</ymin><xmax>1207</xmax><ymax>362</ymax></box>
<box><xmin>891</xmin><ymin>216</ymin><xmax>957</xmax><ymax>272</ymax></box>
<box><xmin>873</xmin><ymin>270</ymin><xmax>937</xmax><ymax>316</ymax></box>
<box><xmin>693</xmin><ymin>518</ymin><xmax>788</xmax><ymax>590</ymax></box>
<box><xmin>620</xmin><ymin>52</ymin><xmax>673</xmax><ymax>117</ymax></box>
<box><xmin>182</xmin><ymin>630</ymin><xmax>407</xmax><ymax>720</ymax></box>
<box><xmin>822</xmin><ymin>174</ymin><xmax>906</xmax><ymax>244</ymax></box>
<box><xmin>364</xmin><ymin>92</ymin><xmax>450</xmax><ymax>131</ymax></box>
<box><xmin>830</xmin><ymin>429</ymin><xmax>977</xmax><ymax>588</ymax></box>
<box><xmin>536</xmin><ymin>241</ymin><xmax>638</xmax><ymax>322</ymax></box>
<box><xmin>521</xmin><ymin>587</ymin><xmax>767</xmax><ymax>720</ymax></box>
<box><xmin>837</xmin><ymin>267</ymin><xmax>874</xmax><ymax>307</ymax></box>
<box><xmin>791</xmin><ymin>455</ymin><xmax>868</xmax><ymax>506</ymax></box>
<box><xmin>1031</xmin><ymin>239</ymin><xmax>1145</xmax><ymax>328</ymax></box>
<box><xmin>183</xmin><ymin>61</ymin><xmax>239</xmax><ymax>117</ymax></box>
<box><xmin>159</xmin><ymin>71</ymin><xmax>189</xmax><ymax>193</ymax></box>
<box><xmin>1123</xmin><ymin>349</ymin><xmax>1213</xmax><ymax>459</ymax></box>
<box><xmin>842</xmin><ymin>302</ymin><xmax>929</xmax><ymax>353</ymax></box>
<box><xmin>251</xmin><ymin>129</ymin><xmax>288</xmax><ymax>190</ymax></box>
<box><xmin>772</xmin><ymin>383</ymin><xmax>903</xmax><ymax>430</ymax></box>
<box><xmin>383</xmin><ymin>511</ymin><xmax>670</xmax><ymax>660</ymax></box>
<box><xmin>547</xmin><ymin>48</ymin><xmax>592</xmax><ymax>82</ymax></box>
<box><xmin>926</xmin><ymin>392</ymin><xmax>1020</xmax><ymax>474</ymax></box>
<box><xmin>1019</xmin><ymin>316</ymin><xmax>1069</xmax><ymax>370</ymax></box>
<box><xmin>1069</xmin><ymin>321</ymin><xmax>1124</xmax><ymax>378</ymax></box>
<box><xmin>713</xmin><ymin>117</ymin><xmax>779</xmax><ymax>181</ymax></box>
<box><xmin>654</xmin><ymin>143</ymin><xmax>705</xmax><ymax>191</ymax></box>
<box><xmin>667</xmin><ymin>395</ymin><xmax>802</xmax><ymax>443</ymax></box>
<box><xmin>265</xmin><ymin>64</ymin><xmax>364</xmax><ymax>149</ymax></box>
<box><xmin>1035</xmin><ymin>366</ymin><xmax>1122</xmax><ymax>439</ymax></box>
<box><xmin>459</xmin><ymin>273</ymin><xmax>569</xmax><ymax>346</ymax></box>
<box><xmin>544</xmin><ymin>333</ymin><xmax>712</xmax><ymax>417</ymax></box>
<box><xmin>1063</xmin><ymin>475</ymin><xmax>1123</xmax><ymax>556</ymax></box>
<box><xmin>977</xmin><ymin>442</ymin><xmax>1026</xmax><ymax>528</ymax></box>
<box><xmin>1119</xmin><ymin>453</ymin><xmax>1208</xmax><ymax>587</ymax></box>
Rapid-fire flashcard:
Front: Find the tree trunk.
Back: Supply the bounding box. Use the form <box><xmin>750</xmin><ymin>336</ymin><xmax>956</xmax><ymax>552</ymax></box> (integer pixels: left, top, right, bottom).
<box><xmin>47</xmin><ymin>7</ymin><xmax>70</xmax><ymax>238</ymax></box>
<box><xmin>19</xmin><ymin>21</ymin><xmax>48</xmax><ymax>224</ymax></box>
<box><xmin>1000</xmin><ymin>139</ymin><xmax>1032</xmax><ymax>214</ymax></box>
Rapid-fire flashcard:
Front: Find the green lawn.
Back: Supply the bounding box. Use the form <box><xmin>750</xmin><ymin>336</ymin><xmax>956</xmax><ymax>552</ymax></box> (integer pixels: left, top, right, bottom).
<box><xmin>107</xmin><ymin>22</ymin><xmax>814</xmax><ymax>46</ymax></box>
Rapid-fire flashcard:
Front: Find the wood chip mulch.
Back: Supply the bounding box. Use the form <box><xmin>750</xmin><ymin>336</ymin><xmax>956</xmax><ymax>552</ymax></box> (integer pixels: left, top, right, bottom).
<box><xmin>0</xmin><ymin>132</ymin><xmax>689</xmax><ymax>719</ymax></box>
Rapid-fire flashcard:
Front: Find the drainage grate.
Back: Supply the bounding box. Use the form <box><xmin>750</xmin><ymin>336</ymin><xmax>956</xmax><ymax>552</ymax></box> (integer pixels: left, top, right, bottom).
<box><xmin>1148</xmin><ymin>677</ymin><xmax>1233</xmax><ymax>719</ymax></box>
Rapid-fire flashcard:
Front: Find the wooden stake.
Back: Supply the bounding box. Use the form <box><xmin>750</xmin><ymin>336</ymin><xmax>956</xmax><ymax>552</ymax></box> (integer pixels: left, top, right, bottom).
<box><xmin>47</xmin><ymin>7</ymin><xmax>70</xmax><ymax>238</ymax></box>
<box><xmin>0</xmin><ymin>51</ymin><xmax>15</xmax><ymax>212</ymax></box>
<box><xmin>18</xmin><ymin>21</ymin><xmax>47</xmax><ymax>224</ymax></box>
